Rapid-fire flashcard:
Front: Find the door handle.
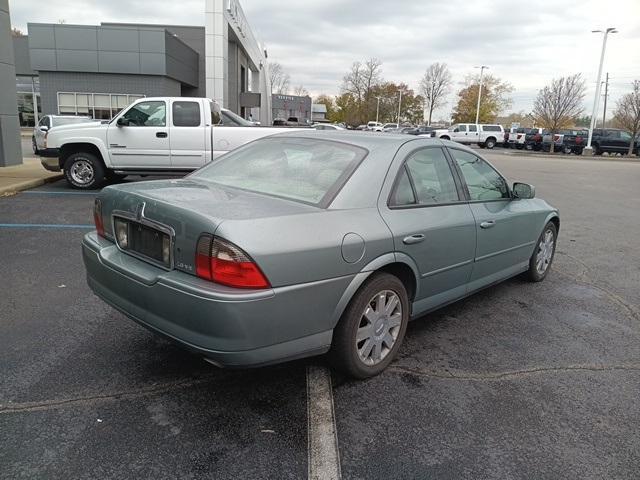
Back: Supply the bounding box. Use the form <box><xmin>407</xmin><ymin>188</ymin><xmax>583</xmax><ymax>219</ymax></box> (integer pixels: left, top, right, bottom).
<box><xmin>156</xmin><ymin>132</ymin><xmax>168</xmax><ymax>138</ymax></box>
<box><xmin>480</xmin><ymin>220</ymin><xmax>496</xmax><ymax>229</ymax></box>
<box><xmin>403</xmin><ymin>234</ymin><xmax>425</xmax><ymax>245</ymax></box>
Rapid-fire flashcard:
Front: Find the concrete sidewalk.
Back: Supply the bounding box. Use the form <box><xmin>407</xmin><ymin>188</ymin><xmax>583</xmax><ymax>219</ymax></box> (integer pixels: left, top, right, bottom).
<box><xmin>0</xmin><ymin>157</ymin><xmax>63</xmax><ymax>196</ymax></box>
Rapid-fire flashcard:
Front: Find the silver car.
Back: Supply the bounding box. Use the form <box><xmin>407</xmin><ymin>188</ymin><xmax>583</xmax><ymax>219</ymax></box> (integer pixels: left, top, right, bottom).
<box><xmin>33</xmin><ymin>115</ymin><xmax>94</xmax><ymax>154</ymax></box>
<box><xmin>83</xmin><ymin>132</ymin><xmax>559</xmax><ymax>378</ymax></box>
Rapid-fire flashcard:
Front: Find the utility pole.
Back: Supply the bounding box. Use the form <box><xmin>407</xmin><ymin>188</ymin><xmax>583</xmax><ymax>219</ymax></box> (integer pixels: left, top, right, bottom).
<box><xmin>602</xmin><ymin>72</ymin><xmax>609</xmax><ymax>127</ymax></box>
<box><xmin>585</xmin><ymin>27</ymin><xmax>617</xmax><ymax>153</ymax></box>
<box><xmin>375</xmin><ymin>96</ymin><xmax>381</xmax><ymax>124</ymax></box>
<box><xmin>397</xmin><ymin>90</ymin><xmax>402</xmax><ymax>125</ymax></box>
<box><xmin>474</xmin><ymin>65</ymin><xmax>489</xmax><ymax>124</ymax></box>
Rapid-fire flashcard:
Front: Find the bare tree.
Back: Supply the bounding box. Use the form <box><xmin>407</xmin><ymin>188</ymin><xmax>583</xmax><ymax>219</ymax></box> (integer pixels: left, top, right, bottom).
<box><xmin>613</xmin><ymin>80</ymin><xmax>640</xmax><ymax>155</ymax></box>
<box><xmin>341</xmin><ymin>58</ymin><xmax>383</xmax><ymax>121</ymax></box>
<box><xmin>419</xmin><ymin>63</ymin><xmax>452</xmax><ymax>126</ymax></box>
<box><xmin>292</xmin><ymin>85</ymin><xmax>309</xmax><ymax>97</ymax></box>
<box><xmin>268</xmin><ymin>62</ymin><xmax>290</xmax><ymax>95</ymax></box>
<box><xmin>532</xmin><ymin>74</ymin><xmax>586</xmax><ymax>152</ymax></box>
<box><xmin>11</xmin><ymin>27</ymin><xmax>25</xmax><ymax>37</ymax></box>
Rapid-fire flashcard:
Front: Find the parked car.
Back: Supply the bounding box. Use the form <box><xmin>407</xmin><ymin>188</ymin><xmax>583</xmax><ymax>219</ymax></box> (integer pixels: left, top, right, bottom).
<box><xmin>367</xmin><ymin>121</ymin><xmax>383</xmax><ymax>131</ymax></box>
<box><xmin>40</xmin><ymin>97</ymin><xmax>300</xmax><ymax>189</ymax></box>
<box><xmin>32</xmin><ymin>115</ymin><xmax>95</xmax><ymax>154</ymax></box>
<box><xmin>438</xmin><ymin>123</ymin><xmax>504</xmax><ymax>149</ymax></box>
<box><xmin>314</xmin><ymin>124</ymin><xmax>345</xmax><ymax>130</ymax></box>
<box><xmin>381</xmin><ymin>123</ymin><xmax>400</xmax><ymax>132</ymax></box>
<box><xmin>591</xmin><ymin>128</ymin><xmax>640</xmax><ymax>155</ymax></box>
<box><xmin>405</xmin><ymin>126</ymin><xmax>436</xmax><ymax>136</ymax></box>
<box><xmin>83</xmin><ymin>132</ymin><xmax>559</xmax><ymax>378</ymax></box>
<box><xmin>524</xmin><ymin>128</ymin><xmax>547</xmax><ymax>151</ymax></box>
<box><xmin>355</xmin><ymin>124</ymin><xmax>368</xmax><ymax>131</ymax></box>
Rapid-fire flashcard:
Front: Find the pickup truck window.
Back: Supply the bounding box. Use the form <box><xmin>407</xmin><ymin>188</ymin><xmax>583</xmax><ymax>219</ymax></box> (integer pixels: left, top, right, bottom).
<box><xmin>620</xmin><ymin>131</ymin><xmax>632</xmax><ymax>141</ymax></box>
<box><xmin>122</xmin><ymin>101</ymin><xmax>166</xmax><ymax>127</ymax></box>
<box><xmin>172</xmin><ymin>101</ymin><xmax>201</xmax><ymax>127</ymax></box>
<box><xmin>468</xmin><ymin>125</ymin><xmax>477</xmax><ymax>132</ymax></box>
<box><xmin>482</xmin><ymin>125</ymin><xmax>502</xmax><ymax>132</ymax></box>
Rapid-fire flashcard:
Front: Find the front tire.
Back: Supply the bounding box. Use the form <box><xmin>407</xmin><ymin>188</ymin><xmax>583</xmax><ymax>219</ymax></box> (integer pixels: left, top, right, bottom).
<box><xmin>526</xmin><ymin>221</ymin><xmax>557</xmax><ymax>282</ymax></box>
<box><xmin>63</xmin><ymin>152</ymin><xmax>105</xmax><ymax>190</ymax></box>
<box><xmin>329</xmin><ymin>273</ymin><xmax>409</xmax><ymax>379</ymax></box>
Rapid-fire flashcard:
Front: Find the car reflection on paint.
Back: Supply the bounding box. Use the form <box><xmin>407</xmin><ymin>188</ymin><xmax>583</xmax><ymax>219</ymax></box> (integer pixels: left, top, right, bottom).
<box><xmin>83</xmin><ymin>131</ymin><xmax>559</xmax><ymax>378</ymax></box>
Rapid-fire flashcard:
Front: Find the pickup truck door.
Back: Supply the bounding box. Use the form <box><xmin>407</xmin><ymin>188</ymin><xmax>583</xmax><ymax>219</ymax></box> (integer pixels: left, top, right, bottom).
<box><xmin>468</xmin><ymin>124</ymin><xmax>479</xmax><ymax>143</ymax></box>
<box><xmin>169</xmin><ymin>99</ymin><xmax>206</xmax><ymax>168</ymax></box>
<box><xmin>450</xmin><ymin>124</ymin><xmax>467</xmax><ymax>143</ymax></box>
<box><xmin>106</xmin><ymin>100</ymin><xmax>171</xmax><ymax>168</ymax></box>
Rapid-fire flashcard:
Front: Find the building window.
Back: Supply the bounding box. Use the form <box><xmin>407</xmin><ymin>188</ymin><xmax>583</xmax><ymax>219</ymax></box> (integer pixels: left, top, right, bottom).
<box><xmin>56</xmin><ymin>92</ymin><xmax>145</xmax><ymax>119</ymax></box>
<box><xmin>16</xmin><ymin>76</ymin><xmax>41</xmax><ymax>127</ymax></box>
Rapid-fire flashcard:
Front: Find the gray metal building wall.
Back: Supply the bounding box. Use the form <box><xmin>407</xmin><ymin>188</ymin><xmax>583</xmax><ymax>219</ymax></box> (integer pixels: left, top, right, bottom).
<box><xmin>38</xmin><ymin>71</ymin><xmax>181</xmax><ymax>115</ymax></box>
<box><xmin>0</xmin><ymin>0</ymin><xmax>21</xmax><ymax>166</ymax></box>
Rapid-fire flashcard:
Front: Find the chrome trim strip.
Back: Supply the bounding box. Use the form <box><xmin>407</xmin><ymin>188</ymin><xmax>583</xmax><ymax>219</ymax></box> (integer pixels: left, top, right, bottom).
<box><xmin>475</xmin><ymin>241</ymin><xmax>536</xmax><ymax>262</ymax></box>
<box><xmin>111</xmin><ymin>209</ymin><xmax>175</xmax><ymax>270</ymax></box>
<box><xmin>110</xmin><ymin>152</ymin><xmax>170</xmax><ymax>157</ymax></box>
<box><xmin>421</xmin><ymin>259</ymin><xmax>473</xmax><ymax>278</ymax></box>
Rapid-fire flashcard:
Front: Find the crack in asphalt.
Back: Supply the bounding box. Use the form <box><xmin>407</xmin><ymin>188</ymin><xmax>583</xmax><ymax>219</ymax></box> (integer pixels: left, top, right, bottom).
<box><xmin>0</xmin><ymin>375</ymin><xmax>217</xmax><ymax>415</ymax></box>
<box><xmin>389</xmin><ymin>363</ymin><xmax>640</xmax><ymax>381</ymax></box>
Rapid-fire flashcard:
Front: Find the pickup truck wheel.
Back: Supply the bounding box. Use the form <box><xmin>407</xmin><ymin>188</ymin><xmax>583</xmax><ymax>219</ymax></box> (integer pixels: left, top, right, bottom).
<box><xmin>63</xmin><ymin>152</ymin><xmax>105</xmax><ymax>190</ymax></box>
<box><xmin>593</xmin><ymin>144</ymin><xmax>602</xmax><ymax>155</ymax></box>
<box><xmin>32</xmin><ymin>137</ymin><xmax>39</xmax><ymax>155</ymax></box>
<box><xmin>485</xmin><ymin>137</ymin><xmax>496</xmax><ymax>149</ymax></box>
<box><xmin>562</xmin><ymin>146</ymin><xmax>572</xmax><ymax>154</ymax></box>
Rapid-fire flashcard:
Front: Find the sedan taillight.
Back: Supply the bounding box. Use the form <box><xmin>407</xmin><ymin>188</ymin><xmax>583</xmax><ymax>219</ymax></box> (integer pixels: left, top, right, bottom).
<box><xmin>196</xmin><ymin>235</ymin><xmax>270</xmax><ymax>289</ymax></box>
<box><xmin>94</xmin><ymin>198</ymin><xmax>105</xmax><ymax>237</ymax></box>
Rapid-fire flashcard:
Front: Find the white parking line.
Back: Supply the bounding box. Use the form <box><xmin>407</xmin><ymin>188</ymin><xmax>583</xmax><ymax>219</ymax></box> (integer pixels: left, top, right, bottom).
<box><xmin>306</xmin><ymin>365</ymin><xmax>342</xmax><ymax>480</ymax></box>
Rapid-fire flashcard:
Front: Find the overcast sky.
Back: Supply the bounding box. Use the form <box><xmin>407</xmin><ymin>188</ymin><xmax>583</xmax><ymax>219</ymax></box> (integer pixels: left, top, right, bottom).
<box><xmin>9</xmin><ymin>0</ymin><xmax>640</xmax><ymax>121</ymax></box>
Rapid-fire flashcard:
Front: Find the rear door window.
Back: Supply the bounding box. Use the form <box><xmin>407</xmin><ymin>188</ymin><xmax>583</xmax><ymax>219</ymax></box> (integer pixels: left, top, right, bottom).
<box><xmin>172</xmin><ymin>101</ymin><xmax>201</xmax><ymax>127</ymax></box>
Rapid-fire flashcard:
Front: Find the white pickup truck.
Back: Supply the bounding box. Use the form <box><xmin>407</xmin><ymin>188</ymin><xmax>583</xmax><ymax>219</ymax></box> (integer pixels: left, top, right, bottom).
<box><xmin>436</xmin><ymin>123</ymin><xmax>504</xmax><ymax>149</ymax></box>
<box><xmin>40</xmin><ymin>97</ymin><xmax>298</xmax><ymax>189</ymax></box>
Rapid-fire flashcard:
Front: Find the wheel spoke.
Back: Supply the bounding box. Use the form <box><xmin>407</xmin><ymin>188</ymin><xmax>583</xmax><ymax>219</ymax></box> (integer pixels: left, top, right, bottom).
<box><xmin>375</xmin><ymin>293</ymin><xmax>385</xmax><ymax>313</ymax></box>
<box><xmin>372</xmin><ymin>341</ymin><xmax>382</xmax><ymax>361</ymax></box>
<box><xmin>356</xmin><ymin>325</ymin><xmax>373</xmax><ymax>342</ymax></box>
<box><xmin>382</xmin><ymin>332</ymin><xmax>395</xmax><ymax>349</ymax></box>
<box><xmin>387</xmin><ymin>312</ymin><xmax>402</xmax><ymax>329</ymax></box>
<box><xmin>363</xmin><ymin>307</ymin><xmax>376</xmax><ymax>324</ymax></box>
<box><xmin>384</xmin><ymin>295</ymin><xmax>399</xmax><ymax>316</ymax></box>
<box><xmin>360</xmin><ymin>338</ymin><xmax>374</xmax><ymax>359</ymax></box>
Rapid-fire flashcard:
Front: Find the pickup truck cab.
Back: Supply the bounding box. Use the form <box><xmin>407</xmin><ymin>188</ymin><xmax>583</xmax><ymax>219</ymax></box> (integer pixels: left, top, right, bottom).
<box><xmin>40</xmin><ymin>97</ymin><xmax>297</xmax><ymax>189</ymax></box>
<box><xmin>437</xmin><ymin>123</ymin><xmax>504</xmax><ymax>149</ymax></box>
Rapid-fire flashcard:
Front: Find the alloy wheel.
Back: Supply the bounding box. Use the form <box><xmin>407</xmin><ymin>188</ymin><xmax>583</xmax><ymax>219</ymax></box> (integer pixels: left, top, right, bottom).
<box><xmin>535</xmin><ymin>229</ymin><xmax>555</xmax><ymax>275</ymax></box>
<box><xmin>356</xmin><ymin>290</ymin><xmax>402</xmax><ymax>366</ymax></box>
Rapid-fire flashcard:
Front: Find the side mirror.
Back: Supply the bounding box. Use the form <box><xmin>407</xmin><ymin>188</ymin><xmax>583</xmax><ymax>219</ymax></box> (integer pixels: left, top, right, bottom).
<box><xmin>210</xmin><ymin>101</ymin><xmax>222</xmax><ymax>125</ymax></box>
<box><xmin>453</xmin><ymin>128</ymin><xmax>459</xmax><ymax>132</ymax></box>
<box><xmin>513</xmin><ymin>182</ymin><xmax>535</xmax><ymax>199</ymax></box>
<box><xmin>39</xmin><ymin>125</ymin><xmax>49</xmax><ymax>132</ymax></box>
<box><xmin>116</xmin><ymin>117</ymin><xmax>129</xmax><ymax>127</ymax></box>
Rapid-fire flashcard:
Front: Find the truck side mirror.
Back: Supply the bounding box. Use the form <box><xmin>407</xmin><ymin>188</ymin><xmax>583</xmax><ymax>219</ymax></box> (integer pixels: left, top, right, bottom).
<box><xmin>39</xmin><ymin>125</ymin><xmax>49</xmax><ymax>132</ymax></box>
<box><xmin>116</xmin><ymin>117</ymin><xmax>129</xmax><ymax>127</ymax></box>
<box><xmin>210</xmin><ymin>101</ymin><xmax>222</xmax><ymax>125</ymax></box>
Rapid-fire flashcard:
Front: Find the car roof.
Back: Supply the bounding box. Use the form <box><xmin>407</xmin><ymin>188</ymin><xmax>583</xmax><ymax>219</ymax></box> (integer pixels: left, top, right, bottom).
<box><xmin>270</xmin><ymin>129</ymin><xmax>473</xmax><ymax>152</ymax></box>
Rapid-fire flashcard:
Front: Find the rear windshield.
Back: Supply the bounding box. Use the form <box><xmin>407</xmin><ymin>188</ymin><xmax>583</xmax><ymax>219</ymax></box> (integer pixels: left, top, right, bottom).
<box><xmin>53</xmin><ymin>117</ymin><xmax>93</xmax><ymax>126</ymax></box>
<box><xmin>191</xmin><ymin>137</ymin><xmax>367</xmax><ymax>207</ymax></box>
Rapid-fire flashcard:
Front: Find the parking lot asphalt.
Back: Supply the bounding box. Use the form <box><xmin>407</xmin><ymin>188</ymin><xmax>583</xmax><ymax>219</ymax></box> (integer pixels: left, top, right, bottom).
<box><xmin>1</xmin><ymin>153</ymin><xmax>639</xmax><ymax>479</ymax></box>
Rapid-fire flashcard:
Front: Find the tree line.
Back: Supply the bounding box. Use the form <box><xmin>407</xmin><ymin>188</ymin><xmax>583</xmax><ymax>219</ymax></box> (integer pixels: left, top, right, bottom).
<box><xmin>271</xmin><ymin>59</ymin><xmax>640</xmax><ymax>152</ymax></box>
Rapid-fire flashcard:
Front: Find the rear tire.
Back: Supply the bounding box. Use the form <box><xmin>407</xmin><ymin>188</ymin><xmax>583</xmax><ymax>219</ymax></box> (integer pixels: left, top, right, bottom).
<box><xmin>485</xmin><ymin>137</ymin><xmax>496</xmax><ymax>149</ymax></box>
<box><xmin>63</xmin><ymin>152</ymin><xmax>105</xmax><ymax>190</ymax></box>
<box><xmin>329</xmin><ymin>273</ymin><xmax>409</xmax><ymax>379</ymax></box>
<box><xmin>526</xmin><ymin>221</ymin><xmax>557</xmax><ymax>282</ymax></box>
<box><xmin>32</xmin><ymin>137</ymin><xmax>39</xmax><ymax>155</ymax></box>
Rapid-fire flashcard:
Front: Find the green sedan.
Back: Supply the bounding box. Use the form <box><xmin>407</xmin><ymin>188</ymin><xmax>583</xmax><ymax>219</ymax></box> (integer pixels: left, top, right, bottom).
<box><xmin>83</xmin><ymin>131</ymin><xmax>559</xmax><ymax>378</ymax></box>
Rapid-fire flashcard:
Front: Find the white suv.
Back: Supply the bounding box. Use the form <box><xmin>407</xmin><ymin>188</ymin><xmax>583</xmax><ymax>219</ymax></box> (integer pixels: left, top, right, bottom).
<box><xmin>437</xmin><ymin>123</ymin><xmax>504</xmax><ymax>149</ymax></box>
<box><xmin>32</xmin><ymin>115</ymin><xmax>95</xmax><ymax>154</ymax></box>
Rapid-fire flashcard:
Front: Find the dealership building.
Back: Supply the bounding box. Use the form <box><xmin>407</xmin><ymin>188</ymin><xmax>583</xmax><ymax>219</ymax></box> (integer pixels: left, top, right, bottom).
<box><xmin>10</xmin><ymin>0</ymin><xmax>272</xmax><ymax>130</ymax></box>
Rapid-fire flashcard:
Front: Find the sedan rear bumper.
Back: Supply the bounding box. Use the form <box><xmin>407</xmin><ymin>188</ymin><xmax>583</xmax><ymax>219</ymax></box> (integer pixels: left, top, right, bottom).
<box><xmin>82</xmin><ymin>232</ymin><xmax>350</xmax><ymax>367</ymax></box>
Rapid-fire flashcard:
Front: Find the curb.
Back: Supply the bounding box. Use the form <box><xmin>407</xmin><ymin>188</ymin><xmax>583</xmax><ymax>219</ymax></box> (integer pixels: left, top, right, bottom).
<box><xmin>0</xmin><ymin>174</ymin><xmax>64</xmax><ymax>197</ymax></box>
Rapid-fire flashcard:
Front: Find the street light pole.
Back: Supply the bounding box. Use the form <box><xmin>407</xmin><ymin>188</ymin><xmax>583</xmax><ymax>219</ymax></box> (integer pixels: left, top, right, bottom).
<box><xmin>585</xmin><ymin>27</ymin><xmax>617</xmax><ymax>153</ymax></box>
<box><xmin>474</xmin><ymin>65</ymin><xmax>488</xmax><ymax>124</ymax></box>
<box><xmin>397</xmin><ymin>90</ymin><xmax>402</xmax><ymax>125</ymax></box>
